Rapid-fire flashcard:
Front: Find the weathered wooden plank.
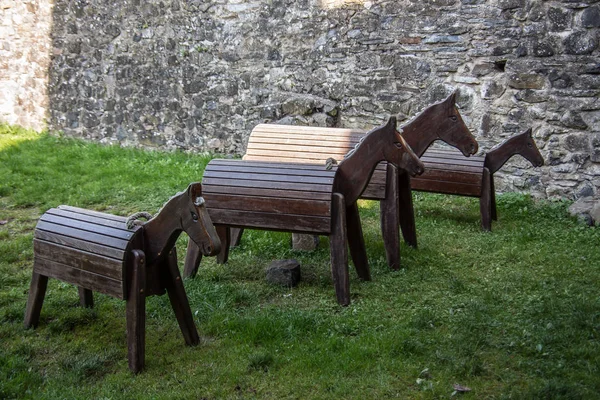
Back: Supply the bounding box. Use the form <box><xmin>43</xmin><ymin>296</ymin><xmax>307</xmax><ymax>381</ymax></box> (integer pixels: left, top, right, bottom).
<box><xmin>35</xmin><ymin>221</ymin><xmax>130</xmax><ymax>250</ymax></box>
<box><xmin>421</xmin><ymin>156</ymin><xmax>484</xmax><ymax>168</ymax></box>
<box><xmin>58</xmin><ymin>205</ymin><xmax>128</xmax><ymax>223</ymax></box>
<box><xmin>209</xmin><ymin>159</ymin><xmax>331</xmax><ymax>171</ymax></box>
<box><xmin>248</xmin><ymin>136</ymin><xmax>357</xmax><ymax>148</ymax></box>
<box><xmin>34</xmin><ymin>257</ymin><xmax>124</xmax><ymax>299</ymax></box>
<box><xmin>39</xmin><ymin>214</ymin><xmax>134</xmax><ymax>241</ymax></box>
<box><xmin>204</xmin><ymin>193</ymin><xmax>331</xmax><ymax>217</ymax></box>
<box><xmin>203</xmin><ymin>170</ymin><xmax>335</xmax><ymax>186</ymax></box>
<box><xmin>208</xmin><ymin>209</ymin><xmax>331</xmax><ymax>234</ymax></box>
<box><xmin>206</xmin><ymin>163</ymin><xmax>337</xmax><ymax>178</ymax></box>
<box><xmin>46</xmin><ymin>208</ymin><xmax>130</xmax><ymax>231</ymax></box>
<box><xmin>34</xmin><ymin>229</ymin><xmax>126</xmax><ymax>259</ymax></box>
<box><xmin>202</xmin><ymin>177</ymin><xmax>333</xmax><ymax>194</ymax></box>
<box><xmin>203</xmin><ymin>185</ymin><xmax>333</xmax><ymax>202</ymax></box>
<box><xmin>245</xmin><ymin>148</ymin><xmax>355</xmax><ymax>161</ymax></box>
<box><xmin>410</xmin><ymin>178</ymin><xmax>481</xmax><ymax>197</ymax></box>
<box><xmin>415</xmin><ymin>169</ymin><xmax>482</xmax><ymax>185</ymax></box>
<box><xmin>34</xmin><ymin>239</ymin><xmax>124</xmax><ymax>281</ymax></box>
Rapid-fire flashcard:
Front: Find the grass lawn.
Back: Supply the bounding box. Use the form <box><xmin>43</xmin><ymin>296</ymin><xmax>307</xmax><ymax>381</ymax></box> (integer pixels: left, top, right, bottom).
<box><xmin>1</xmin><ymin>124</ymin><xmax>599</xmax><ymax>399</ymax></box>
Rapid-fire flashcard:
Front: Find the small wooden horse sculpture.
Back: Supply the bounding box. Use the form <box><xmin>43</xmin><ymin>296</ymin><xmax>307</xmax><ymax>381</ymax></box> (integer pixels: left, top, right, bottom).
<box><xmin>184</xmin><ymin>117</ymin><xmax>424</xmax><ymax>305</ymax></box>
<box><xmin>393</xmin><ymin>91</ymin><xmax>479</xmax><ymax>249</ymax></box>
<box><xmin>485</xmin><ymin>128</ymin><xmax>544</xmax><ymax>223</ymax></box>
<box><xmin>24</xmin><ymin>183</ymin><xmax>221</xmax><ymax>373</ymax></box>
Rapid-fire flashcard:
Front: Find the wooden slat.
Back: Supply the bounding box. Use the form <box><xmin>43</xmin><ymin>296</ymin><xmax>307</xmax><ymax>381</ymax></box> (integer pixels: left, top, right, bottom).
<box><xmin>58</xmin><ymin>205</ymin><xmax>128</xmax><ymax>223</ymax></box>
<box><xmin>248</xmin><ymin>136</ymin><xmax>357</xmax><ymax>148</ymax></box>
<box><xmin>252</xmin><ymin>124</ymin><xmax>364</xmax><ymax>137</ymax></box>
<box><xmin>202</xmin><ymin>177</ymin><xmax>333</xmax><ymax>194</ymax></box>
<box><xmin>360</xmin><ymin>183</ymin><xmax>386</xmax><ymax>199</ymax></box>
<box><xmin>35</xmin><ymin>220</ymin><xmax>130</xmax><ymax>250</ymax></box>
<box><xmin>34</xmin><ymin>239</ymin><xmax>124</xmax><ymax>280</ymax></box>
<box><xmin>421</xmin><ymin>155</ymin><xmax>484</xmax><ymax>168</ymax></box>
<box><xmin>208</xmin><ymin>209</ymin><xmax>331</xmax><ymax>234</ymax></box>
<box><xmin>203</xmin><ymin>185</ymin><xmax>333</xmax><ymax>201</ymax></box>
<box><xmin>39</xmin><ymin>214</ymin><xmax>134</xmax><ymax>241</ymax></box>
<box><xmin>34</xmin><ymin>229</ymin><xmax>126</xmax><ymax>259</ymax></box>
<box><xmin>203</xmin><ymin>170</ymin><xmax>334</xmax><ymax>186</ymax></box>
<box><xmin>245</xmin><ymin>148</ymin><xmax>355</xmax><ymax>161</ymax></box>
<box><xmin>206</xmin><ymin>163</ymin><xmax>337</xmax><ymax>178</ymax></box>
<box><xmin>204</xmin><ymin>193</ymin><xmax>330</xmax><ymax>217</ymax></box>
<box><xmin>45</xmin><ymin>209</ymin><xmax>131</xmax><ymax>232</ymax></box>
<box><xmin>34</xmin><ymin>257</ymin><xmax>125</xmax><ymax>299</ymax></box>
<box><xmin>416</xmin><ymin>169</ymin><xmax>482</xmax><ymax>186</ymax></box>
<box><xmin>422</xmin><ymin>161</ymin><xmax>482</xmax><ymax>174</ymax></box>
<box><xmin>410</xmin><ymin>179</ymin><xmax>481</xmax><ymax>197</ymax></box>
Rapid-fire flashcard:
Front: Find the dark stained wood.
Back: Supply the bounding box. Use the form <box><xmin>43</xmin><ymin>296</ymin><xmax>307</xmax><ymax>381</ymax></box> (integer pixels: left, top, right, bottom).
<box><xmin>35</xmin><ymin>220</ymin><xmax>131</xmax><ymax>251</ymax></box>
<box><xmin>380</xmin><ymin>164</ymin><xmax>401</xmax><ymax>269</ymax></box>
<box><xmin>183</xmin><ymin>238</ymin><xmax>203</xmax><ymax>278</ymax></box>
<box><xmin>126</xmin><ymin>249</ymin><xmax>146</xmax><ymax>374</ymax></box>
<box><xmin>346</xmin><ymin>202</ymin><xmax>370</xmax><ymax>281</ymax></box>
<box><xmin>34</xmin><ymin>229</ymin><xmax>126</xmax><ymax>260</ymax></box>
<box><xmin>163</xmin><ymin>249</ymin><xmax>199</xmax><ymax>346</ymax></box>
<box><xmin>330</xmin><ymin>193</ymin><xmax>350</xmax><ymax>306</ymax></box>
<box><xmin>33</xmin><ymin>257</ymin><xmax>125</xmax><ymax>299</ymax></box>
<box><xmin>480</xmin><ymin>168</ymin><xmax>492</xmax><ymax>231</ymax></box>
<box><xmin>397</xmin><ymin>170</ymin><xmax>417</xmax><ymax>249</ymax></box>
<box><xmin>204</xmin><ymin>193</ymin><xmax>330</xmax><ymax>217</ymax></box>
<box><xmin>78</xmin><ymin>287</ymin><xmax>94</xmax><ymax>308</ymax></box>
<box><xmin>23</xmin><ymin>272</ymin><xmax>48</xmax><ymax>329</ymax></box>
<box><xmin>207</xmin><ymin>209</ymin><xmax>332</xmax><ymax>234</ymax></box>
<box><xmin>230</xmin><ymin>227</ymin><xmax>243</xmax><ymax>247</ymax></box>
<box><xmin>216</xmin><ymin>225</ymin><xmax>230</xmax><ymax>264</ymax></box>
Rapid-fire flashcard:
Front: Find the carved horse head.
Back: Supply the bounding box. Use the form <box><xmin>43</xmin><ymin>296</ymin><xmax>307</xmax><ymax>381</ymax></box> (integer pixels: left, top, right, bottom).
<box><xmin>484</xmin><ymin>128</ymin><xmax>544</xmax><ymax>174</ymax></box>
<box><xmin>381</xmin><ymin>117</ymin><xmax>425</xmax><ymax>177</ymax></box>
<box><xmin>514</xmin><ymin>128</ymin><xmax>544</xmax><ymax>168</ymax></box>
<box><xmin>401</xmin><ymin>91</ymin><xmax>479</xmax><ymax>157</ymax></box>
<box><xmin>180</xmin><ymin>183</ymin><xmax>221</xmax><ymax>256</ymax></box>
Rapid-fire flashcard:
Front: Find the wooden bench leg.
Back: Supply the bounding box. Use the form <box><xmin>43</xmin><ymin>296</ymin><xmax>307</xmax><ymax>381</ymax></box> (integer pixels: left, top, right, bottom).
<box><xmin>216</xmin><ymin>226</ymin><xmax>230</xmax><ymax>264</ymax></box>
<box><xmin>126</xmin><ymin>250</ymin><xmax>146</xmax><ymax>374</ymax></box>
<box><xmin>24</xmin><ymin>271</ymin><xmax>48</xmax><ymax>328</ymax></box>
<box><xmin>78</xmin><ymin>287</ymin><xmax>94</xmax><ymax>308</ymax></box>
<box><xmin>330</xmin><ymin>193</ymin><xmax>350</xmax><ymax>306</ymax></box>
<box><xmin>480</xmin><ymin>168</ymin><xmax>492</xmax><ymax>231</ymax></box>
<box><xmin>346</xmin><ymin>202</ymin><xmax>371</xmax><ymax>281</ymax></box>
<box><xmin>163</xmin><ymin>250</ymin><xmax>199</xmax><ymax>346</ymax></box>
<box><xmin>230</xmin><ymin>228</ymin><xmax>244</xmax><ymax>248</ymax></box>
<box><xmin>380</xmin><ymin>164</ymin><xmax>401</xmax><ymax>270</ymax></box>
<box><xmin>397</xmin><ymin>170</ymin><xmax>418</xmax><ymax>248</ymax></box>
<box><xmin>490</xmin><ymin>176</ymin><xmax>498</xmax><ymax>221</ymax></box>
<box><xmin>183</xmin><ymin>239</ymin><xmax>202</xmax><ymax>279</ymax></box>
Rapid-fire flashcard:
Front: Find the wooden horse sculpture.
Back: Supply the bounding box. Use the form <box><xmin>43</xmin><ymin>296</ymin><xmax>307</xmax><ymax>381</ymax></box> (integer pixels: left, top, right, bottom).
<box><xmin>24</xmin><ymin>183</ymin><xmax>221</xmax><ymax>373</ymax></box>
<box><xmin>392</xmin><ymin>91</ymin><xmax>479</xmax><ymax>249</ymax></box>
<box><xmin>485</xmin><ymin>128</ymin><xmax>544</xmax><ymax>224</ymax></box>
<box><xmin>184</xmin><ymin>117</ymin><xmax>424</xmax><ymax>305</ymax></box>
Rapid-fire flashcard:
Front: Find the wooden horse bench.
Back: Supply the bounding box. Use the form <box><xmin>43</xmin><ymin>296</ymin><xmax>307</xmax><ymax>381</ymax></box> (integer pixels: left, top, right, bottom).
<box><xmin>184</xmin><ymin>118</ymin><xmax>425</xmax><ymax>306</ymax></box>
<box><xmin>220</xmin><ymin>92</ymin><xmax>478</xmax><ymax>264</ymax></box>
<box><xmin>24</xmin><ymin>184</ymin><xmax>221</xmax><ymax>373</ymax></box>
<box><xmin>411</xmin><ymin>128</ymin><xmax>544</xmax><ymax>230</ymax></box>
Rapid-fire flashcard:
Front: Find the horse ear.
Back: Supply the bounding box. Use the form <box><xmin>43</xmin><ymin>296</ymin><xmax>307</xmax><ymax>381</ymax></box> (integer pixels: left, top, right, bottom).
<box><xmin>387</xmin><ymin>116</ymin><xmax>397</xmax><ymax>130</ymax></box>
<box><xmin>187</xmin><ymin>182</ymin><xmax>203</xmax><ymax>199</ymax></box>
<box><xmin>525</xmin><ymin>128</ymin><xmax>533</xmax><ymax>137</ymax></box>
<box><xmin>446</xmin><ymin>90</ymin><xmax>458</xmax><ymax>105</ymax></box>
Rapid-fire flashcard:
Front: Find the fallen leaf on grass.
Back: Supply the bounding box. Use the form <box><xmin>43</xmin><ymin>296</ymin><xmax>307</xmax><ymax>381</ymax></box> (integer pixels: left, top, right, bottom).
<box><xmin>453</xmin><ymin>383</ymin><xmax>471</xmax><ymax>392</ymax></box>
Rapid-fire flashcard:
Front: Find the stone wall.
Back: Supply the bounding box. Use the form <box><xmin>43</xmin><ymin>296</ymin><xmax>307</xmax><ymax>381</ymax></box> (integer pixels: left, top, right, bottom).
<box><xmin>0</xmin><ymin>0</ymin><xmax>53</xmax><ymax>131</ymax></box>
<box><xmin>4</xmin><ymin>0</ymin><xmax>600</xmax><ymax>200</ymax></box>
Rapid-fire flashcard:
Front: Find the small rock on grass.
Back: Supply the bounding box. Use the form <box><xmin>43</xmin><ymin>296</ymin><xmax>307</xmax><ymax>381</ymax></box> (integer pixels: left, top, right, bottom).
<box><xmin>266</xmin><ymin>259</ymin><xmax>301</xmax><ymax>287</ymax></box>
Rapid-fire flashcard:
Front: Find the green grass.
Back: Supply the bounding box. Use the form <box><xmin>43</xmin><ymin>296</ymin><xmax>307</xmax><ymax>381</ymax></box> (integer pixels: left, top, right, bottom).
<box><xmin>1</xmin><ymin>124</ymin><xmax>599</xmax><ymax>399</ymax></box>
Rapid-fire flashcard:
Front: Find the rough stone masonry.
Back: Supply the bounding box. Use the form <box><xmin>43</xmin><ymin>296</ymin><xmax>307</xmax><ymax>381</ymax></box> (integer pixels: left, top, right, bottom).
<box><xmin>1</xmin><ymin>0</ymin><xmax>599</xmax><ymax>201</ymax></box>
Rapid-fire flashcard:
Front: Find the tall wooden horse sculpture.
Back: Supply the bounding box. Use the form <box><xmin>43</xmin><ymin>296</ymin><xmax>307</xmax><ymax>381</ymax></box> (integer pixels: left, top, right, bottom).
<box><xmin>24</xmin><ymin>183</ymin><xmax>221</xmax><ymax>373</ymax></box>
<box><xmin>392</xmin><ymin>91</ymin><xmax>478</xmax><ymax>249</ymax></box>
<box><xmin>184</xmin><ymin>117</ymin><xmax>424</xmax><ymax>305</ymax></box>
<box><xmin>485</xmin><ymin>128</ymin><xmax>544</xmax><ymax>223</ymax></box>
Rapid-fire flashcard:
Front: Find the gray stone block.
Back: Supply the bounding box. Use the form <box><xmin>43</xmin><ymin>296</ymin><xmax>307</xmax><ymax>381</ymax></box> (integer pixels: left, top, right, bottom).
<box><xmin>292</xmin><ymin>233</ymin><xmax>319</xmax><ymax>251</ymax></box>
<box><xmin>266</xmin><ymin>259</ymin><xmax>301</xmax><ymax>287</ymax></box>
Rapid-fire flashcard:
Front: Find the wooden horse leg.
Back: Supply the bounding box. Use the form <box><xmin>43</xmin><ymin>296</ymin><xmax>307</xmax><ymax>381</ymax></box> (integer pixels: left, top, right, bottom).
<box><xmin>216</xmin><ymin>225</ymin><xmax>230</xmax><ymax>264</ymax></box>
<box><xmin>346</xmin><ymin>202</ymin><xmax>371</xmax><ymax>281</ymax></box>
<box><xmin>24</xmin><ymin>271</ymin><xmax>48</xmax><ymax>328</ymax></box>
<box><xmin>330</xmin><ymin>193</ymin><xmax>350</xmax><ymax>306</ymax></box>
<box><xmin>78</xmin><ymin>287</ymin><xmax>94</xmax><ymax>308</ymax></box>
<box><xmin>380</xmin><ymin>164</ymin><xmax>401</xmax><ymax>270</ymax></box>
<box><xmin>183</xmin><ymin>239</ymin><xmax>202</xmax><ymax>278</ymax></box>
<box><xmin>230</xmin><ymin>228</ymin><xmax>244</xmax><ymax>248</ymax></box>
<box><xmin>163</xmin><ymin>249</ymin><xmax>200</xmax><ymax>346</ymax></box>
<box><xmin>126</xmin><ymin>250</ymin><xmax>146</xmax><ymax>373</ymax></box>
<box><xmin>490</xmin><ymin>176</ymin><xmax>498</xmax><ymax>221</ymax></box>
<box><xmin>397</xmin><ymin>169</ymin><xmax>418</xmax><ymax>248</ymax></box>
<box><xmin>480</xmin><ymin>168</ymin><xmax>492</xmax><ymax>231</ymax></box>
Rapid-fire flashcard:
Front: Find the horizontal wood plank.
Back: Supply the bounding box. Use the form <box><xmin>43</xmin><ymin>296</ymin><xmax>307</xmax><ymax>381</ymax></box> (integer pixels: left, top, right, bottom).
<box><xmin>203</xmin><ymin>171</ymin><xmax>335</xmax><ymax>186</ymax></box>
<box><xmin>205</xmin><ymin>193</ymin><xmax>331</xmax><ymax>217</ymax></box>
<box><xmin>46</xmin><ymin>208</ymin><xmax>130</xmax><ymax>231</ymax></box>
<box><xmin>40</xmin><ymin>213</ymin><xmax>134</xmax><ymax>241</ymax></box>
<box><xmin>203</xmin><ymin>185</ymin><xmax>333</xmax><ymax>201</ymax></box>
<box><xmin>34</xmin><ymin>239</ymin><xmax>124</xmax><ymax>281</ymax></box>
<box><xmin>34</xmin><ymin>257</ymin><xmax>125</xmax><ymax>299</ymax></box>
<box><xmin>57</xmin><ymin>205</ymin><xmax>128</xmax><ymax>222</ymax></box>
<box><xmin>208</xmin><ymin>209</ymin><xmax>331</xmax><ymax>234</ymax></box>
<box><xmin>410</xmin><ymin>178</ymin><xmax>481</xmax><ymax>197</ymax></box>
<box><xmin>202</xmin><ymin>177</ymin><xmax>333</xmax><ymax>194</ymax></box>
<box><xmin>35</xmin><ymin>220</ymin><xmax>130</xmax><ymax>250</ymax></box>
<box><xmin>34</xmin><ymin>229</ymin><xmax>126</xmax><ymax>259</ymax></box>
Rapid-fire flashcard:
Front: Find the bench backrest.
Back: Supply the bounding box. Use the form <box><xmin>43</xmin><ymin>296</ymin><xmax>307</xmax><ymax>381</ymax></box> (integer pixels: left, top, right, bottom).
<box><xmin>202</xmin><ymin>159</ymin><xmax>336</xmax><ymax>234</ymax></box>
<box><xmin>33</xmin><ymin>206</ymin><xmax>140</xmax><ymax>299</ymax></box>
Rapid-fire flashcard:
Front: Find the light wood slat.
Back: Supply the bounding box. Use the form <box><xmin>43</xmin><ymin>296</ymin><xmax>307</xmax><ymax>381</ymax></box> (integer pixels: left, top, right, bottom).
<box><xmin>209</xmin><ymin>210</ymin><xmax>331</xmax><ymax>234</ymax></box>
<box><xmin>204</xmin><ymin>194</ymin><xmax>331</xmax><ymax>217</ymax></box>
<box><xmin>35</xmin><ymin>221</ymin><xmax>130</xmax><ymax>250</ymax></box>
<box><xmin>202</xmin><ymin>185</ymin><xmax>333</xmax><ymax>201</ymax></box>
<box><xmin>34</xmin><ymin>239</ymin><xmax>124</xmax><ymax>280</ymax></box>
<box><xmin>34</xmin><ymin>229</ymin><xmax>126</xmax><ymax>259</ymax></box>
<box><xmin>248</xmin><ymin>136</ymin><xmax>358</xmax><ymax>148</ymax></box>
<box><xmin>209</xmin><ymin>159</ymin><xmax>335</xmax><ymax>171</ymax></box>
<box><xmin>34</xmin><ymin>257</ymin><xmax>125</xmax><ymax>299</ymax></box>
<box><xmin>58</xmin><ymin>205</ymin><xmax>128</xmax><ymax>222</ymax></box>
<box><xmin>253</xmin><ymin>124</ymin><xmax>364</xmax><ymax>136</ymax></box>
<box><xmin>39</xmin><ymin>214</ymin><xmax>134</xmax><ymax>241</ymax></box>
<box><xmin>245</xmin><ymin>148</ymin><xmax>354</xmax><ymax>161</ymax></box>
<box><xmin>46</xmin><ymin>208</ymin><xmax>131</xmax><ymax>231</ymax></box>
<box><xmin>410</xmin><ymin>179</ymin><xmax>481</xmax><ymax>197</ymax></box>
<box><xmin>202</xmin><ymin>177</ymin><xmax>333</xmax><ymax>194</ymax></box>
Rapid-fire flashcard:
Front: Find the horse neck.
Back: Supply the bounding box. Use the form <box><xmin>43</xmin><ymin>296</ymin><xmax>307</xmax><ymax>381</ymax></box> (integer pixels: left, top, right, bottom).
<box><xmin>400</xmin><ymin>110</ymin><xmax>440</xmax><ymax>157</ymax></box>
<box><xmin>142</xmin><ymin>198</ymin><xmax>182</xmax><ymax>262</ymax></box>
<box><xmin>484</xmin><ymin>135</ymin><xmax>523</xmax><ymax>174</ymax></box>
<box><xmin>334</xmin><ymin>132</ymin><xmax>385</xmax><ymax>205</ymax></box>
